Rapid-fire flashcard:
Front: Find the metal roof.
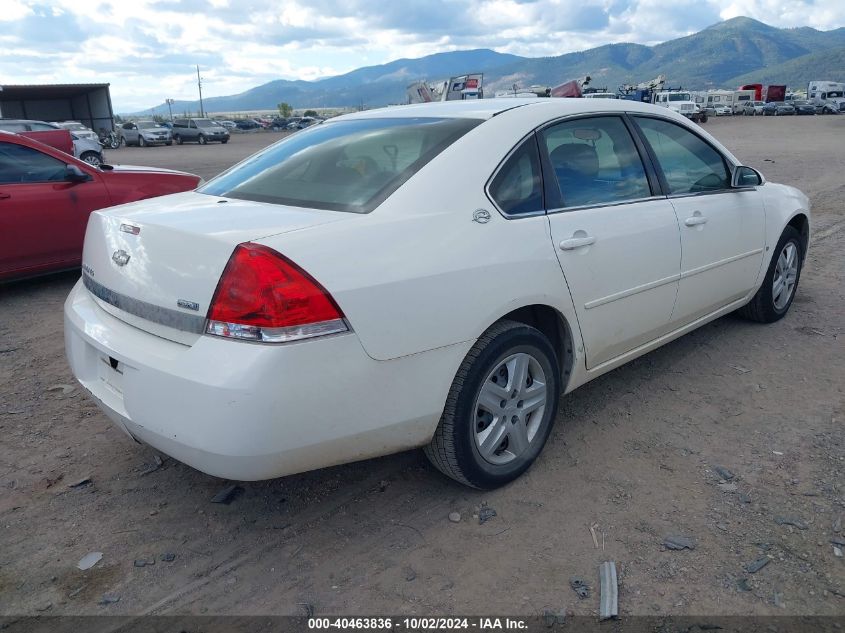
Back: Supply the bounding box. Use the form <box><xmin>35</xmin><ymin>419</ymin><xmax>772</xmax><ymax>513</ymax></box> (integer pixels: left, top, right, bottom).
<box><xmin>0</xmin><ymin>84</ymin><xmax>111</xmax><ymax>99</ymax></box>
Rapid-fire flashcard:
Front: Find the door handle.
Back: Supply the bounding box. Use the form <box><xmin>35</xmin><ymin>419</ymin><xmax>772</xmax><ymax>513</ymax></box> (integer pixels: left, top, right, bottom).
<box><xmin>559</xmin><ymin>235</ymin><xmax>596</xmax><ymax>250</ymax></box>
<box><xmin>0</xmin><ymin>192</ymin><xmax>10</xmax><ymax>200</ymax></box>
<box><xmin>684</xmin><ymin>215</ymin><xmax>707</xmax><ymax>227</ymax></box>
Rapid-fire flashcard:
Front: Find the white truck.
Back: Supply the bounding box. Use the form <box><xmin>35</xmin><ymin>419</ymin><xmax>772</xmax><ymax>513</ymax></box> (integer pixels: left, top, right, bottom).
<box><xmin>652</xmin><ymin>90</ymin><xmax>707</xmax><ymax>123</ymax></box>
<box><xmin>807</xmin><ymin>81</ymin><xmax>845</xmax><ymax>114</ymax></box>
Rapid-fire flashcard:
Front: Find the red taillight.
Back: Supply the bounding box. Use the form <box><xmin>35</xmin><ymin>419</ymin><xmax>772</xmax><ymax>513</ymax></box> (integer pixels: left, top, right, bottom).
<box><xmin>206</xmin><ymin>243</ymin><xmax>347</xmax><ymax>343</ymax></box>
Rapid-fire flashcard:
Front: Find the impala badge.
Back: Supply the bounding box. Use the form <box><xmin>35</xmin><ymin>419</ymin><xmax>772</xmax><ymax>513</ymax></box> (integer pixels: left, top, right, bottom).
<box><xmin>112</xmin><ymin>250</ymin><xmax>130</xmax><ymax>266</ymax></box>
<box><xmin>473</xmin><ymin>209</ymin><xmax>491</xmax><ymax>224</ymax></box>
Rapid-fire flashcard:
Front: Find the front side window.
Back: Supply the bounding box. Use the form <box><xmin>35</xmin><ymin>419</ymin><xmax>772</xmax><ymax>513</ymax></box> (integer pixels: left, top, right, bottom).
<box><xmin>0</xmin><ymin>142</ymin><xmax>69</xmax><ymax>184</ymax></box>
<box><xmin>540</xmin><ymin>116</ymin><xmax>651</xmax><ymax>208</ymax></box>
<box><xmin>199</xmin><ymin>117</ymin><xmax>481</xmax><ymax>213</ymax></box>
<box><xmin>634</xmin><ymin>117</ymin><xmax>730</xmax><ymax>195</ymax></box>
<box><xmin>488</xmin><ymin>136</ymin><xmax>543</xmax><ymax>216</ymax></box>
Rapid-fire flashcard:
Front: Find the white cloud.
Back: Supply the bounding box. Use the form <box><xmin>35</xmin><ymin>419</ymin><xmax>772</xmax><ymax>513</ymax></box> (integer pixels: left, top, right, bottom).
<box><xmin>0</xmin><ymin>0</ymin><xmax>842</xmax><ymax>111</ymax></box>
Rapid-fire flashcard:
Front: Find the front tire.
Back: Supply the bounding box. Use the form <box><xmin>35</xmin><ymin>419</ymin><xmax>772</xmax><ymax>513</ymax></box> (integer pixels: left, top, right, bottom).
<box><xmin>80</xmin><ymin>151</ymin><xmax>102</xmax><ymax>166</ymax></box>
<box><xmin>425</xmin><ymin>320</ymin><xmax>560</xmax><ymax>489</ymax></box>
<box><xmin>198</xmin><ymin>134</ymin><xmax>207</xmax><ymax>145</ymax></box>
<box><xmin>738</xmin><ymin>226</ymin><xmax>803</xmax><ymax>323</ymax></box>
<box><xmin>174</xmin><ymin>134</ymin><xmax>183</xmax><ymax>145</ymax></box>
<box><xmin>139</xmin><ymin>136</ymin><xmax>147</xmax><ymax>147</ymax></box>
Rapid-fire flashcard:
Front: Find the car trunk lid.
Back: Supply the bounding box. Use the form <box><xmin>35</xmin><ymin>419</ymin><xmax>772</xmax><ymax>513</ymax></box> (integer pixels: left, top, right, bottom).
<box><xmin>81</xmin><ymin>191</ymin><xmax>348</xmax><ymax>344</ymax></box>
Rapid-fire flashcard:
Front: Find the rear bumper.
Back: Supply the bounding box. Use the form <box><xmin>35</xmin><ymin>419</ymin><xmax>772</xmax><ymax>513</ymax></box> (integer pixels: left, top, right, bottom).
<box><xmin>64</xmin><ymin>280</ymin><xmax>467</xmax><ymax>480</ymax></box>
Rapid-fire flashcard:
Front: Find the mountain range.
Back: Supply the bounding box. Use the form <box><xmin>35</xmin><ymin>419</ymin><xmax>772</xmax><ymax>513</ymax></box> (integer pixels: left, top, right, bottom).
<box><xmin>137</xmin><ymin>17</ymin><xmax>845</xmax><ymax>116</ymax></box>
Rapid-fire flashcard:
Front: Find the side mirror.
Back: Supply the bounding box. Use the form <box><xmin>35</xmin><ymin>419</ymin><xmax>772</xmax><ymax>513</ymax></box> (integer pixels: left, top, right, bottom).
<box><xmin>65</xmin><ymin>164</ymin><xmax>90</xmax><ymax>183</ymax></box>
<box><xmin>732</xmin><ymin>166</ymin><xmax>763</xmax><ymax>188</ymax></box>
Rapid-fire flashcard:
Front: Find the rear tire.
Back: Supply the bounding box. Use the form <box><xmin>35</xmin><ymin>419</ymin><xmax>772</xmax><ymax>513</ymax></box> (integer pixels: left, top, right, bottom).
<box><xmin>424</xmin><ymin>320</ymin><xmax>560</xmax><ymax>489</ymax></box>
<box><xmin>738</xmin><ymin>226</ymin><xmax>803</xmax><ymax>323</ymax></box>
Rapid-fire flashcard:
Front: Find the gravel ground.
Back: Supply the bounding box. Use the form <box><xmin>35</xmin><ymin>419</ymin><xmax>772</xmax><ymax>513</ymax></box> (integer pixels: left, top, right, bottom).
<box><xmin>1</xmin><ymin>116</ymin><xmax>843</xmax><ymax>618</ymax></box>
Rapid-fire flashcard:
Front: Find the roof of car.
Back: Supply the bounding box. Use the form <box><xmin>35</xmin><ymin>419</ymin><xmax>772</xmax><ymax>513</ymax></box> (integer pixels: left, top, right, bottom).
<box><xmin>333</xmin><ymin>97</ymin><xmax>684</xmax><ymax>122</ymax></box>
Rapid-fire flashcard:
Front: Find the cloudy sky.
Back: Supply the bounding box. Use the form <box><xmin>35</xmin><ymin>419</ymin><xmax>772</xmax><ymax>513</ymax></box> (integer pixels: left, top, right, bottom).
<box><xmin>2</xmin><ymin>0</ymin><xmax>844</xmax><ymax>111</ymax></box>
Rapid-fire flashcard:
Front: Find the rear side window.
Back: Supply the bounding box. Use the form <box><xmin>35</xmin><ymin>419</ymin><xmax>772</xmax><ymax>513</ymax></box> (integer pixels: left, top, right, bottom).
<box><xmin>488</xmin><ymin>136</ymin><xmax>543</xmax><ymax>216</ymax></box>
<box><xmin>634</xmin><ymin>117</ymin><xmax>730</xmax><ymax>194</ymax></box>
<box><xmin>199</xmin><ymin>117</ymin><xmax>481</xmax><ymax>213</ymax></box>
<box><xmin>0</xmin><ymin>142</ymin><xmax>68</xmax><ymax>184</ymax></box>
<box><xmin>540</xmin><ymin>116</ymin><xmax>651</xmax><ymax>208</ymax></box>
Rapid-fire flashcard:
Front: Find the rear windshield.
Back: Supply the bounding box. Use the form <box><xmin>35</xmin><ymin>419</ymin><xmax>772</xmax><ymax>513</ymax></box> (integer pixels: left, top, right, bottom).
<box><xmin>199</xmin><ymin>117</ymin><xmax>481</xmax><ymax>213</ymax></box>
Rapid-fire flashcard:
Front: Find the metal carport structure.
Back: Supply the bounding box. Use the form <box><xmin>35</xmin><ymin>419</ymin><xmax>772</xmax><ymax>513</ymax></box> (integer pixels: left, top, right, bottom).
<box><xmin>0</xmin><ymin>83</ymin><xmax>114</xmax><ymax>134</ymax></box>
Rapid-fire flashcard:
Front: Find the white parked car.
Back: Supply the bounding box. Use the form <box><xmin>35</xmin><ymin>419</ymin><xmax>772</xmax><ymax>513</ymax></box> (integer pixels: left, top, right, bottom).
<box><xmin>65</xmin><ymin>99</ymin><xmax>810</xmax><ymax>489</ymax></box>
<box><xmin>56</xmin><ymin>120</ymin><xmax>99</xmax><ymax>141</ymax></box>
<box><xmin>712</xmin><ymin>103</ymin><xmax>732</xmax><ymax>116</ymax></box>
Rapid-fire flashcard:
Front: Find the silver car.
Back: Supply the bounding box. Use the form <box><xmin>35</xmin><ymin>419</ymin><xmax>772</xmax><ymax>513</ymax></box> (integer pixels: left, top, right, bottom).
<box><xmin>119</xmin><ymin>121</ymin><xmax>172</xmax><ymax>147</ymax></box>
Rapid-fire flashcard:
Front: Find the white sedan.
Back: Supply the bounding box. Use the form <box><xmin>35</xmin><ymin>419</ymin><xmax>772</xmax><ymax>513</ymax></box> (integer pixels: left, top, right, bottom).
<box><xmin>65</xmin><ymin>99</ymin><xmax>810</xmax><ymax>489</ymax></box>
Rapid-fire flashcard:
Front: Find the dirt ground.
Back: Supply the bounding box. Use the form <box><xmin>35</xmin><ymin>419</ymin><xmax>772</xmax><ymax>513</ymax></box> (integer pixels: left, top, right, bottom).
<box><xmin>1</xmin><ymin>116</ymin><xmax>843</xmax><ymax>619</ymax></box>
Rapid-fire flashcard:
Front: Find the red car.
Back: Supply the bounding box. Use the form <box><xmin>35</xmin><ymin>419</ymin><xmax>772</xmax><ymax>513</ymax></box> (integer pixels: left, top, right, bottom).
<box><xmin>0</xmin><ymin>131</ymin><xmax>201</xmax><ymax>281</ymax></box>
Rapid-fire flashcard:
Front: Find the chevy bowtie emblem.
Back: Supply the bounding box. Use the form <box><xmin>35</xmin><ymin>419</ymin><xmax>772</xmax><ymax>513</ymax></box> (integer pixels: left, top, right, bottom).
<box><xmin>112</xmin><ymin>250</ymin><xmax>131</xmax><ymax>266</ymax></box>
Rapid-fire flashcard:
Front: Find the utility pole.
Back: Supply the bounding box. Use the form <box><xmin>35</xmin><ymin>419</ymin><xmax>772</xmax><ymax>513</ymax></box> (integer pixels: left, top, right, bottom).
<box><xmin>166</xmin><ymin>98</ymin><xmax>174</xmax><ymax>121</ymax></box>
<box><xmin>196</xmin><ymin>65</ymin><xmax>205</xmax><ymax>117</ymax></box>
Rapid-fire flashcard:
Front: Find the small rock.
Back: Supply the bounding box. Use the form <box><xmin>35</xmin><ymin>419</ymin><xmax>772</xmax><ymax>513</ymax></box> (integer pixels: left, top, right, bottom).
<box><xmin>478</xmin><ymin>504</ymin><xmax>497</xmax><ymax>525</ymax></box>
<box><xmin>35</xmin><ymin>602</ymin><xmax>52</xmax><ymax>612</ymax></box>
<box><xmin>738</xmin><ymin>493</ymin><xmax>752</xmax><ymax>504</ymax></box>
<box><xmin>713</xmin><ymin>465</ymin><xmax>735</xmax><ymax>481</ymax></box>
<box><xmin>745</xmin><ymin>558</ymin><xmax>771</xmax><ymax>574</ymax></box>
<box><xmin>569</xmin><ymin>576</ymin><xmax>590</xmax><ymax>599</ymax></box>
<box><xmin>210</xmin><ymin>484</ymin><xmax>243</xmax><ymax>504</ymax></box>
<box><xmin>448</xmin><ymin>511</ymin><xmax>461</xmax><ymax>523</ymax></box>
<box><xmin>134</xmin><ymin>558</ymin><xmax>155</xmax><ymax>567</ymax></box>
<box><xmin>717</xmin><ymin>483</ymin><xmax>738</xmax><ymax>493</ymax></box>
<box><xmin>728</xmin><ymin>364</ymin><xmax>751</xmax><ymax>374</ymax></box>
<box><xmin>716</xmin><ymin>523</ymin><xmax>729</xmax><ymax>532</ymax></box>
<box><xmin>298</xmin><ymin>602</ymin><xmax>315</xmax><ymax>617</ymax></box>
<box><xmin>404</xmin><ymin>567</ymin><xmax>417</xmax><ymax>582</ymax></box>
<box><xmin>542</xmin><ymin>609</ymin><xmax>565</xmax><ymax>627</ymax></box>
<box><xmin>773</xmin><ymin>591</ymin><xmax>785</xmax><ymax>608</ymax></box>
<box><xmin>831</xmin><ymin>537</ymin><xmax>845</xmax><ymax>547</ymax></box>
<box><xmin>99</xmin><ymin>593</ymin><xmax>120</xmax><ymax>605</ymax></box>
<box><xmin>737</xmin><ymin>578</ymin><xmax>752</xmax><ymax>592</ymax></box>
<box><xmin>77</xmin><ymin>552</ymin><xmax>103</xmax><ymax>571</ymax></box>
<box><xmin>774</xmin><ymin>516</ymin><xmax>808</xmax><ymax>530</ymax></box>
<box><xmin>664</xmin><ymin>535</ymin><xmax>696</xmax><ymax>550</ymax></box>
<box><xmin>833</xmin><ymin>516</ymin><xmax>842</xmax><ymax>534</ymax></box>
<box><xmin>47</xmin><ymin>384</ymin><xmax>76</xmax><ymax>396</ymax></box>
<box><xmin>68</xmin><ymin>476</ymin><xmax>92</xmax><ymax>488</ymax></box>
<box><xmin>834</xmin><ymin>547</ymin><xmax>843</xmax><ymax>558</ymax></box>
<box><xmin>161</xmin><ymin>552</ymin><xmax>176</xmax><ymax>562</ymax></box>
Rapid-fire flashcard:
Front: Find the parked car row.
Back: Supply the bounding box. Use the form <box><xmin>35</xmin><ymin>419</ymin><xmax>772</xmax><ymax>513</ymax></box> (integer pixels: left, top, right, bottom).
<box><xmin>741</xmin><ymin>99</ymin><xmax>835</xmax><ymax>116</ymax></box>
<box><xmin>0</xmin><ymin>119</ymin><xmax>105</xmax><ymax>166</ymax></box>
